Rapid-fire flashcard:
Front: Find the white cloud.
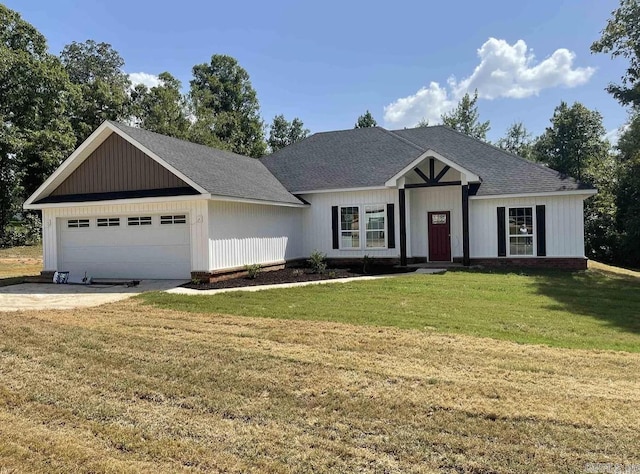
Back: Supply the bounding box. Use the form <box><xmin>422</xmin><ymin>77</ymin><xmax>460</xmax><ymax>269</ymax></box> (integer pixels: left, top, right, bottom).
<box><xmin>383</xmin><ymin>82</ymin><xmax>455</xmax><ymax>128</ymax></box>
<box><xmin>384</xmin><ymin>38</ymin><xmax>596</xmax><ymax>129</ymax></box>
<box><xmin>605</xmin><ymin>123</ymin><xmax>630</xmax><ymax>146</ymax></box>
<box><xmin>128</xmin><ymin>72</ymin><xmax>160</xmax><ymax>89</ymax></box>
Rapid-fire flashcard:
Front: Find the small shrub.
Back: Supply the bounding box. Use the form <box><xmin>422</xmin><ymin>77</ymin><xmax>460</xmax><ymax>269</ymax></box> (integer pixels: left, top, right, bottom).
<box><xmin>327</xmin><ymin>270</ymin><xmax>337</xmax><ymax>278</ymax></box>
<box><xmin>245</xmin><ymin>264</ymin><xmax>261</xmax><ymax>279</ymax></box>
<box><xmin>191</xmin><ymin>277</ymin><xmax>202</xmax><ymax>285</ymax></box>
<box><xmin>308</xmin><ymin>250</ymin><xmax>327</xmax><ymax>274</ymax></box>
<box><xmin>362</xmin><ymin>254</ymin><xmax>374</xmax><ymax>274</ymax></box>
<box><xmin>0</xmin><ymin>227</ymin><xmax>28</xmax><ymax>248</ymax></box>
<box><xmin>292</xmin><ymin>268</ymin><xmax>304</xmax><ymax>277</ymax></box>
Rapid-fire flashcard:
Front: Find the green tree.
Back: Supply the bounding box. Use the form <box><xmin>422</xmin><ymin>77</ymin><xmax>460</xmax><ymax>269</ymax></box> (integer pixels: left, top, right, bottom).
<box><xmin>131</xmin><ymin>72</ymin><xmax>190</xmax><ymax>139</ymax></box>
<box><xmin>189</xmin><ymin>54</ymin><xmax>266</xmax><ymax>157</ymax></box>
<box><xmin>0</xmin><ymin>5</ymin><xmax>76</xmax><ymax>241</ymax></box>
<box><xmin>441</xmin><ymin>90</ymin><xmax>490</xmax><ymax>140</ymax></box>
<box><xmin>60</xmin><ymin>40</ymin><xmax>131</xmax><ymax>145</ymax></box>
<box><xmin>267</xmin><ymin>115</ymin><xmax>309</xmax><ymax>152</ymax></box>
<box><xmin>591</xmin><ymin>0</ymin><xmax>640</xmax><ymax>107</ymax></box>
<box><xmin>614</xmin><ymin>112</ymin><xmax>640</xmax><ymax>266</ymax></box>
<box><xmin>415</xmin><ymin>118</ymin><xmax>430</xmax><ymax>128</ymax></box>
<box><xmin>355</xmin><ymin>110</ymin><xmax>377</xmax><ymax>128</ymax></box>
<box><xmin>497</xmin><ymin>122</ymin><xmax>533</xmax><ymax>160</ymax></box>
<box><xmin>532</xmin><ymin>101</ymin><xmax>619</xmax><ymax>262</ymax></box>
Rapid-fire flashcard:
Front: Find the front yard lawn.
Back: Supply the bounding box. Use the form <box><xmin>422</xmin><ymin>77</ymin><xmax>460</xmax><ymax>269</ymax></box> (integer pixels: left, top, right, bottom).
<box><xmin>141</xmin><ymin>268</ymin><xmax>640</xmax><ymax>352</ymax></box>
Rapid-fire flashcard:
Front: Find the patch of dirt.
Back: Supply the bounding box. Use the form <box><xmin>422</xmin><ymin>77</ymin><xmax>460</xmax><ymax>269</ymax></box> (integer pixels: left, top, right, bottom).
<box><xmin>183</xmin><ymin>265</ymin><xmax>413</xmax><ymax>290</ymax></box>
<box><xmin>0</xmin><ymin>257</ymin><xmax>42</xmax><ymax>265</ymax></box>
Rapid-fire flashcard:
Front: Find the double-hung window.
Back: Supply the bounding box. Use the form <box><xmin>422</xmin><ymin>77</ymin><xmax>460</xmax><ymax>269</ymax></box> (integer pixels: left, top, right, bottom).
<box><xmin>508</xmin><ymin>207</ymin><xmax>534</xmax><ymax>256</ymax></box>
<box><xmin>340</xmin><ymin>205</ymin><xmax>386</xmax><ymax>249</ymax></box>
<box><xmin>364</xmin><ymin>205</ymin><xmax>386</xmax><ymax>248</ymax></box>
<box><xmin>340</xmin><ymin>206</ymin><xmax>360</xmax><ymax>249</ymax></box>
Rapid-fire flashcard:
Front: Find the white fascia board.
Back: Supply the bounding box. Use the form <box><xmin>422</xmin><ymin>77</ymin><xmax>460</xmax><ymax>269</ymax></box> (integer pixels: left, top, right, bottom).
<box><xmin>293</xmin><ymin>186</ymin><xmax>389</xmax><ymax>194</ymax></box>
<box><xmin>24</xmin><ymin>122</ymin><xmax>114</xmax><ymax>207</ymax></box>
<box><xmin>24</xmin><ymin>193</ymin><xmax>212</xmax><ymax>210</ymax></box>
<box><xmin>108</xmin><ymin>126</ymin><xmax>208</xmax><ymax>195</ymax></box>
<box><xmin>208</xmin><ymin>194</ymin><xmax>308</xmax><ymax>208</ymax></box>
<box><xmin>385</xmin><ymin>149</ymin><xmax>481</xmax><ymax>187</ymax></box>
<box><xmin>469</xmin><ymin>189</ymin><xmax>598</xmax><ymax>200</ymax></box>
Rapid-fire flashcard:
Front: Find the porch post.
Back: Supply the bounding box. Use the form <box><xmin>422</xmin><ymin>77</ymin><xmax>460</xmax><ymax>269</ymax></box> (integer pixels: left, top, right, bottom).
<box><xmin>462</xmin><ymin>184</ymin><xmax>470</xmax><ymax>266</ymax></box>
<box><xmin>399</xmin><ymin>187</ymin><xmax>407</xmax><ymax>266</ymax></box>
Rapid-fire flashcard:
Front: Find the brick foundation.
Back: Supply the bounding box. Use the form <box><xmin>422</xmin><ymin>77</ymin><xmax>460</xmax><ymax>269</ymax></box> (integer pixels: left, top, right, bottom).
<box><xmin>470</xmin><ymin>257</ymin><xmax>587</xmax><ymax>270</ymax></box>
<box><xmin>191</xmin><ymin>262</ymin><xmax>288</xmax><ymax>283</ymax></box>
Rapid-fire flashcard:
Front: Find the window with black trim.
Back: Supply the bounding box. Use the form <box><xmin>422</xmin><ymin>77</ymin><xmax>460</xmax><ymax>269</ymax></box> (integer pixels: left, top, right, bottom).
<box><xmin>339</xmin><ymin>205</ymin><xmax>387</xmax><ymax>249</ymax></box>
<box><xmin>160</xmin><ymin>215</ymin><xmax>187</xmax><ymax>225</ymax></box>
<box><xmin>97</xmin><ymin>217</ymin><xmax>120</xmax><ymax>227</ymax></box>
<box><xmin>364</xmin><ymin>205</ymin><xmax>386</xmax><ymax>248</ymax></box>
<box><xmin>67</xmin><ymin>219</ymin><xmax>89</xmax><ymax>228</ymax></box>
<box><xmin>508</xmin><ymin>207</ymin><xmax>534</xmax><ymax>256</ymax></box>
<box><xmin>128</xmin><ymin>216</ymin><xmax>152</xmax><ymax>226</ymax></box>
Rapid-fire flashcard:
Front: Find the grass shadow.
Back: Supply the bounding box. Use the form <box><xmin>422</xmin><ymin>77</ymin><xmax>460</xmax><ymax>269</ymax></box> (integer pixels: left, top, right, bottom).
<box><xmin>459</xmin><ymin>267</ymin><xmax>640</xmax><ymax>335</ymax></box>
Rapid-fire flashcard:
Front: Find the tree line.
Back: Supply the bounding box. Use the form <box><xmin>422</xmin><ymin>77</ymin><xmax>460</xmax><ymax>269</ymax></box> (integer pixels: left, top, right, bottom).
<box><xmin>1</xmin><ymin>1</ymin><xmax>639</xmax><ymax>268</ymax></box>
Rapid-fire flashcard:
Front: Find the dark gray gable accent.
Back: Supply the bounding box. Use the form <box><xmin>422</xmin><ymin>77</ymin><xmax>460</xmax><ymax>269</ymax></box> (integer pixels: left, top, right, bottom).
<box><xmin>536</xmin><ymin>205</ymin><xmax>547</xmax><ymax>256</ymax></box>
<box><xmin>497</xmin><ymin>207</ymin><xmax>507</xmax><ymax>257</ymax></box>
<box><xmin>387</xmin><ymin>203</ymin><xmax>395</xmax><ymax>249</ymax></box>
<box><xmin>332</xmin><ymin>206</ymin><xmax>339</xmax><ymax>249</ymax></box>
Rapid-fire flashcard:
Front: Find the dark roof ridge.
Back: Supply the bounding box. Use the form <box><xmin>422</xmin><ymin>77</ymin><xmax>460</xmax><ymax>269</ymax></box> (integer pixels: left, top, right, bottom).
<box><xmin>379</xmin><ymin>127</ymin><xmax>426</xmax><ymax>153</ymax></box>
<box><xmin>433</xmin><ymin>125</ymin><xmax>592</xmax><ymax>188</ymax></box>
<box><xmin>108</xmin><ymin>120</ymin><xmax>260</xmax><ymax>164</ymax></box>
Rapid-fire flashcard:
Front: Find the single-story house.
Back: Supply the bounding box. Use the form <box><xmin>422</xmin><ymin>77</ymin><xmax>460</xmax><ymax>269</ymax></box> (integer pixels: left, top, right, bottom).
<box><xmin>24</xmin><ymin>121</ymin><xmax>596</xmax><ymax>280</ymax></box>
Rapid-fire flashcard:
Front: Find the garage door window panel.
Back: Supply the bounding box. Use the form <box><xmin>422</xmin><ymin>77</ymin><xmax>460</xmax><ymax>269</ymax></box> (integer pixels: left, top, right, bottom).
<box><xmin>97</xmin><ymin>217</ymin><xmax>120</xmax><ymax>227</ymax></box>
<box><xmin>128</xmin><ymin>216</ymin><xmax>152</xmax><ymax>226</ymax></box>
<box><xmin>160</xmin><ymin>215</ymin><xmax>187</xmax><ymax>225</ymax></box>
<box><xmin>67</xmin><ymin>219</ymin><xmax>90</xmax><ymax>228</ymax></box>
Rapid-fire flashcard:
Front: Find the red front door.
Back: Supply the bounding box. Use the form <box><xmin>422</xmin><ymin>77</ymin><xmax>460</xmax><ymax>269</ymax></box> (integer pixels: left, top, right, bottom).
<box><xmin>428</xmin><ymin>211</ymin><xmax>451</xmax><ymax>262</ymax></box>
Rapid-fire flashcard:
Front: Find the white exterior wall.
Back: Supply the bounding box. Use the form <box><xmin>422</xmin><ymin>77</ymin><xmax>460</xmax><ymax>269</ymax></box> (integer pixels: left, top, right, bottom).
<box><xmin>299</xmin><ymin>189</ymin><xmax>400</xmax><ymax>258</ymax></box>
<box><xmin>40</xmin><ymin>199</ymin><xmax>209</xmax><ymax>272</ymax></box>
<box><xmin>470</xmin><ymin>195</ymin><xmax>586</xmax><ymax>258</ymax></box>
<box><xmin>208</xmin><ymin>200</ymin><xmax>303</xmax><ymax>271</ymax></box>
<box><xmin>409</xmin><ymin>186</ymin><xmax>463</xmax><ymax>259</ymax></box>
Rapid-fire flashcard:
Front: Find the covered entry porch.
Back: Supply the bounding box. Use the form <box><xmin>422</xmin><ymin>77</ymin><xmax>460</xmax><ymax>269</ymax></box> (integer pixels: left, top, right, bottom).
<box><xmin>385</xmin><ymin>150</ymin><xmax>480</xmax><ymax>266</ymax></box>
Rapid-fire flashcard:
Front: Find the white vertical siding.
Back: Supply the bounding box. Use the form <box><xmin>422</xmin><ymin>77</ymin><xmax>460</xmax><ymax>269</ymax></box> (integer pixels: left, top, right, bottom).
<box><xmin>409</xmin><ymin>186</ymin><xmax>463</xmax><ymax>259</ymax></box>
<box><xmin>41</xmin><ymin>199</ymin><xmax>209</xmax><ymax>272</ymax></box>
<box><xmin>470</xmin><ymin>195</ymin><xmax>587</xmax><ymax>258</ymax></box>
<box><xmin>299</xmin><ymin>189</ymin><xmax>400</xmax><ymax>258</ymax></box>
<box><xmin>208</xmin><ymin>201</ymin><xmax>303</xmax><ymax>271</ymax></box>
<box><xmin>41</xmin><ymin>209</ymin><xmax>57</xmax><ymax>271</ymax></box>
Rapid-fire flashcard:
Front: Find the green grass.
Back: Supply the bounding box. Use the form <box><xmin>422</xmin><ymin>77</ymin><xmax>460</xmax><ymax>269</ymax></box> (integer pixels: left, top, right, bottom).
<box><xmin>140</xmin><ymin>268</ymin><xmax>640</xmax><ymax>352</ymax></box>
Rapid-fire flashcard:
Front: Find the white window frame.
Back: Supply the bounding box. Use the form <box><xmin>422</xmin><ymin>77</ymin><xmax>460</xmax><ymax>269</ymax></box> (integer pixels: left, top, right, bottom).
<box><xmin>507</xmin><ymin>206</ymin><xmax>536</xmax><ymax>257</ymax></box>
<box><xmin>67</xmin><ymin>219</ymin><xmax>90</xmax><ymax>229</ymax></box>
<box><xmin>96</xmin><ymin>217</ymin><xmax>120</xmax><ymax>228</ymax></box>
<box><xmin>338</xmin><ymin>204</ymin><xmax>387</xmax><ymax>250</ymax></box>
<box><xmin>364</xmin><ymin>204</ymin><xmax>387</xmax><ymax>249</ymax></box>
<box><xmin>339</xmin><ymin>205</ymin><xmax>361</xmax><ymax>250</ymax></box>
<box><xmin>127</xmin><ymin>216</ymin><xmax>153</xmax><ymax>227</ymax></box>
<box><xmin>160</xmin><ymin>214</ymin><xmax>187</xmax><ymax>225</ymax></box>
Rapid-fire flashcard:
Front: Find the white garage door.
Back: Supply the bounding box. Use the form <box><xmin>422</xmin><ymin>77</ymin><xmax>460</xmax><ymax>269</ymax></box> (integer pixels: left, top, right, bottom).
<box><xmin>58</xmin><ymin>214</ymin><xmax>191</xmax><ymax>279</ymax></box>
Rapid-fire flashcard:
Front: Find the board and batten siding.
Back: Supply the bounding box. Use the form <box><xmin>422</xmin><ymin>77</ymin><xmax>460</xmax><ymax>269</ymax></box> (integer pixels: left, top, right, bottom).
<box><xmin>469</xmin><ymin>195</ymin><xmax>586</xmax><ymax>258</ymax></box>
<box><xmin>41</xmin><ymin>199</ymin><xmax>209</xmax><ymax>272</ymax></box>
<box><xmin>208</xmin><ymin>201</ymin><xmax>303</xmax><ymax>271</ymax></box>
<box><xmin>50</xmin><ymin>133</ymin><xmax>190</xmax><ymax>196</ymax></box>
<box><xmin>299</xmin><ymin>189</ymin><xmax>400</xmax><ymax>258</ymax></box>
<box><xmin>409</xmin><ymin>186</ymin><xmax>463</xmax><ymax>259</ymax></box>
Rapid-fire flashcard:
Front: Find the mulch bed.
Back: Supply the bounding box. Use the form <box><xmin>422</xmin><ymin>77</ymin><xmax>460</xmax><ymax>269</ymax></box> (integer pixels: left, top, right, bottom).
<box><xmin>182</xmin><ymin>265</ymin><xmax>413</xmax><ymax>290</ymax></box>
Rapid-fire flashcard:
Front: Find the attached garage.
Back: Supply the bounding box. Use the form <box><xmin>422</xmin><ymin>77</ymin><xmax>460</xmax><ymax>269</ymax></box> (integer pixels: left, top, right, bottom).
<box><xmin>57</xmin><ymin>213</ymin><xmax>191</xmax><ymax>279</ymax></box>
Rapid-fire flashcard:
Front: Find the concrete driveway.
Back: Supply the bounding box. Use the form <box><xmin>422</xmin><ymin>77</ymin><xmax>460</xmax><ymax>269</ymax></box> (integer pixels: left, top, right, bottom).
<box><xmin>0</xmin><ymin>280</ymin><xmax>186</xmax><ymax>312</ymax></box>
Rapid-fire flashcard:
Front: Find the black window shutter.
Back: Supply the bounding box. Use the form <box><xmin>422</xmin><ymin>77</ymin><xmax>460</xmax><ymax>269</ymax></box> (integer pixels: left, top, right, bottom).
<box><xmin>331</xmin><ymin>206</ymin><xmax>339</xmax><ymax>249</ymax></box>
<box><xmin>536</xmin><ymin>205</ymin><xmax>546</xmax><ymax>256</ymax></box>
<box><xmin>497</xmin><ymin>207</ymin><xmax>506</xmax><ymax>257</ymax></box>
<box><xmin>387</xmin><ymin>203</ymin><xmax>395</xmax><ymax>249</ymax></box>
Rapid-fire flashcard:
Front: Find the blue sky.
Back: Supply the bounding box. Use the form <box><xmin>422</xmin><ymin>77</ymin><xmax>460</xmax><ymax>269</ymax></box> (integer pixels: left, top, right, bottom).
<box><xmin>5</xmin><ymin>0</ymin><xmax>630</xmax><ymax>142</ymax></box>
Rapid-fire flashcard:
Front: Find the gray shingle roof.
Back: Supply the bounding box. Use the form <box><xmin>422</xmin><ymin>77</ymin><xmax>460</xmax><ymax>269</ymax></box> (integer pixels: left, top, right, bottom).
<box><xmin>108</xmin><ymin>121</ymin><xmax>303</xmax><ymax>205</ymax></box>
<box><xmin>261</xmin><ymin>125</ymin><xmax>595</xmax><ymax>196</ymax></box>
<box><xmin>392</xmin><ymin>126</ymin><xmax>594</xmax><ymax>196</ymax></box>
